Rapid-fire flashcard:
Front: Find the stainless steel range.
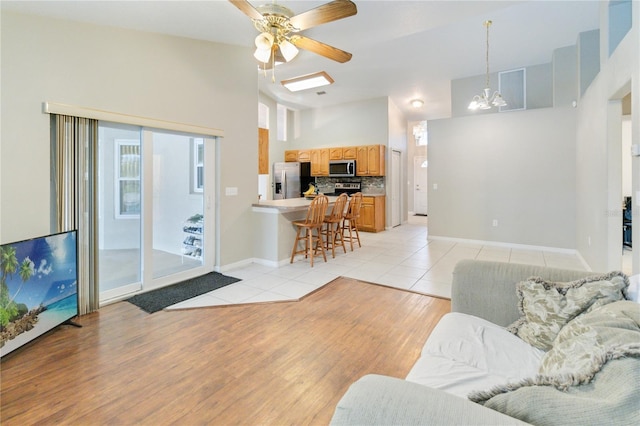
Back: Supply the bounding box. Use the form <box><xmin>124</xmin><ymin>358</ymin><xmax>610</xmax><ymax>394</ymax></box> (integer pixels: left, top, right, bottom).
<box><xmin>334</xmin><ymin>182</ymin><xmax>361</xmax><ymax>196</ymax></box>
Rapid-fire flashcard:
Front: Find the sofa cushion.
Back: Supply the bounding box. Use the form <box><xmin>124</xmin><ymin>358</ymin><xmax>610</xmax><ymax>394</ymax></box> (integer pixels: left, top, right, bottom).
<box><xmin>479</xmin><ymin>357</ymin><xmax>640</xmax><ymax>426</ymax></box>
<box><xmin>405</xmin><ymin>312</ymin><xmax>544</xmax><ymax>399</ymax></box>
<box><xmin>330</xmin><ymin>374</ymin><xmax>530</xmax><ymax>426</ymax></box>
<box><xmin>539</xmin><ymin>300</ymin><xmax>640</xmax><ymax>385</ymax></box>
<box><xmin>507</xmin><ymin>271</ymin><xmax>629</xmax><ymax>350</ymax></box>
<box><xmin>468</xmin><ymin>301</ymin><xmax>640</xmax><ymax>425</ymax></box>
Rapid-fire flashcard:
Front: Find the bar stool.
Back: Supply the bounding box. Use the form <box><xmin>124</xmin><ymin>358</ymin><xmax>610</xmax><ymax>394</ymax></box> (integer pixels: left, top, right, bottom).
<box><xmin>341</xmin><ymin>192</ymin><xmax>362</xmax><ymax>251</ymax></box>
<box><xmin>290</xmin><ymin>195</ymin><xmax>329</xmax><ymax>266</ymax></box>
<box><xmin>322</xmin><ymin>193</ymin><xmax>348</xmax><ymax>258</ymax></box>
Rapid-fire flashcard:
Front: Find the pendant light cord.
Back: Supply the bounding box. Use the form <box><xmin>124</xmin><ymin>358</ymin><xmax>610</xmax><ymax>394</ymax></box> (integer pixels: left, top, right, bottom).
<box><xmin>485</xmin><ymin>20</ymin><xmax>491</xmax><ymax>89</ymax></box>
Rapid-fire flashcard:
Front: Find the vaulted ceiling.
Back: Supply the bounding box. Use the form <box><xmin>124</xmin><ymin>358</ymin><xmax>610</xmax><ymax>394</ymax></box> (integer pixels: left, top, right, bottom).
<box><xmin>1</xmin><ymin>1</ymin><xmax>600</xmax><ymax>121</ymax></box>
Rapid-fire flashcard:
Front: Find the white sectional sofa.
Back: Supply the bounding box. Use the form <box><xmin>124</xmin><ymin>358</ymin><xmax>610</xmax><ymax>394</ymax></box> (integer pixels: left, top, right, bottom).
<box><xmin>331</xmin><ymin>260</ymin><xmax>640</xmax><ymax>425</ymax></box>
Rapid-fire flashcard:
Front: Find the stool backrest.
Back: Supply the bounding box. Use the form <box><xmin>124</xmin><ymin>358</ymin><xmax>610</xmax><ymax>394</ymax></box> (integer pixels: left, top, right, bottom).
<box><xmin>327</xmin><ymin>193</ymin><xmax>348</xmax><ymax>221</ymax></box>
<box><xmin>305</xmin><ymin>195</ymin><xmax>329</xmax><ymax>225</ymax></box>
<box><xmin>346</xmin><ymin>192</ymin><xmax>363</xmax><ymax>218</ymax></box>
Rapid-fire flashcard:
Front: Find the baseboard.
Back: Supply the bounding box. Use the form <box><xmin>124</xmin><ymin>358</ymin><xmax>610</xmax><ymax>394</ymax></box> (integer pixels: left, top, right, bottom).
<box><xmin>427</xmin><ymin>235</ymin><xmax>578</xmax><ymax>255</ymax></box>
<box><xmin>218</xmin><ymin>257</ymin><xmax>289</xmax><ymax>272</ymax></box>
<box><xmin>574</xmin><ymin>250</ymin><xmax>593</xmax><ymax>271</ymax></box>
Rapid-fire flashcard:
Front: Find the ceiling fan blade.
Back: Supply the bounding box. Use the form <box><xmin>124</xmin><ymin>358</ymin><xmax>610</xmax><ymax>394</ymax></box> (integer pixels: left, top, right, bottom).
<box><xmin>290</xmin><ymin>35</ymin><xmax>352</xmax><ymax>63</ymax></box>
<box><xmin>289</xmin><ymin>0</ymin><xmax>357</xmax><ymax>31</ymax></box>
<box><xmin>228</xmin><ymin>0</ymin><xmax>263</xmax><ymax>20</ymax></box>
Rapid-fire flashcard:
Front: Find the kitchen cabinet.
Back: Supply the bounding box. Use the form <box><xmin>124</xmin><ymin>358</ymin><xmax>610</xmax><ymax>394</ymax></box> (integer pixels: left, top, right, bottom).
<box><xmin>358</xmin><ymin>196</ymin><xmax>385</xmax><ymax>232</ymax></box>
<box><xmin>298</xmin><ymin>150</ymin><xmax>311</xmax><ymax>162</ymax></box>
<box><xmin>356</xmin><ymin>144</ymin><xmax>385</xmax><ymax>176</ymax></box>
<box><xmin>284</xmin><ymin>150</ymin><xmax>298</xmax><ymax>162</ymax></box>
<box><xmin>258</xmin><ymin>128</ymin><xmax>269</xmax><ymax>174</ymax></box>
<box><xmin>343</xmin><ymin>146</ymin><xmax>357</xmax><ymax>160</ymax></box>
<box><xmin>284</xmin><ymin>150</ymin><xmax>311</xmax><ymax>162</ymax></box>
<box><xmin>310</xmin><ymin>148</ymin><xmax>329</xmax><ymax>176</ymax></box>
<box><xmin>329</xmin><ymin>147</ymin><xmax>343</xmax><ymax>160</ymax></box>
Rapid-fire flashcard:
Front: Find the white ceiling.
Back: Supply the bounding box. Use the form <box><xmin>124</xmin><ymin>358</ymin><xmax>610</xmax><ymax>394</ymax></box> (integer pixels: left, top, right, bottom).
<box><xmin>2</xmin><ymin>0</ymin><xmax>600</xmax><ymax>121</ymax></box>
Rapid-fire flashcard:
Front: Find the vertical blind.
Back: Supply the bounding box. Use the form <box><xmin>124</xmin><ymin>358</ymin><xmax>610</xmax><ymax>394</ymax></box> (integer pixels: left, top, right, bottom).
<box><xmin>52</xmin><ymin>115</ymin><xmax>99</xmax><ymax>315</ymax></box>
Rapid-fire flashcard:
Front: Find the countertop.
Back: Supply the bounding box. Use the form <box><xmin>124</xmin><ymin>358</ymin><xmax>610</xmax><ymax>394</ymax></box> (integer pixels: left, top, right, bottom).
<box><xmin>252</xmin><ymin>196</ymin><xmax>340</xmax><ymax>212</ymax></box>
<box><xmin>253</xmin><ymin>194</ymin><xmax>385</xmax><ymax>212</ymax></box>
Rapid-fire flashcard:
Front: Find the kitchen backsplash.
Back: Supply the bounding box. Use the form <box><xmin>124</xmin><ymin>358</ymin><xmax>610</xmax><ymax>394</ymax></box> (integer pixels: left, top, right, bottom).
<box><xmin>315</xmin><ymin>176</ymin><xmax>385</xmax><ymax>195</ymax></box>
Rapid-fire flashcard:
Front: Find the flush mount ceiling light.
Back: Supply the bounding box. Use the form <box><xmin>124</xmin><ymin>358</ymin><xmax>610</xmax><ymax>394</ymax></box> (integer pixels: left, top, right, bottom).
<box><xmin>468</xmin><ymin>20</ymin><xmax>507</xmax><ymax>111</ymax></box>
<box><xmin>410</xmin><ymin>99</ymin><xmax>424</xmax><ymax>108</ymax></box>
<box><xmin>282</xmin><ymin>71</ymin><xmax>334</xmax><ymax>92</ymax></box>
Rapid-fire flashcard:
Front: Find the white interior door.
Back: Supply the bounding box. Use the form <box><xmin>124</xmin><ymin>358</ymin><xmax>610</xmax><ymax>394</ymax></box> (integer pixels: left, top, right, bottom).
<box><xmin>414</xmin><ymin>156</ymin><xmax>428</xmax><ymax>215</ymax></box>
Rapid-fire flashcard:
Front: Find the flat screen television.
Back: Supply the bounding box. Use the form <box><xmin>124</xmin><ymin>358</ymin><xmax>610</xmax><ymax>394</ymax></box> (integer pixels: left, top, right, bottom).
<box><xmin>1</xmin><ymin>230</ymin><xmax>78</xmax><ymax>357</ymax></box>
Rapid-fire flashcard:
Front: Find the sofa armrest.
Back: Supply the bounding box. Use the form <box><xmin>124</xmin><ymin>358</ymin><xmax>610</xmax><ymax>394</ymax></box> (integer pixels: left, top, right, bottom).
<box><xmin>451</xmin><ymin>259</ymin><xmax>595</xmax><ymax>327</ymax></box>
<box><xmin>330</xmin><ymin>374</ymin><xmax>529</xmax><ymax>425</ymax></box>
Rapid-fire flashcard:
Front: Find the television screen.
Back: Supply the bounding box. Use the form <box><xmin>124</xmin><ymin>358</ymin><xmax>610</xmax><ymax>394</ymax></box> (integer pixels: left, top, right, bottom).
<box><xmin>1</xmin><ymin>230</ymin><xmax>78</xmax><ymax>357</ymax></box>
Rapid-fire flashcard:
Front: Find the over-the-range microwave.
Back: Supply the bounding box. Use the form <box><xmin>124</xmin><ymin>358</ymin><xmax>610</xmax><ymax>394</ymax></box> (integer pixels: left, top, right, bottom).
<box><xmin>329</xmin><ymin>160</ymin><xmax>356</xmax><ymax>177</ymax></box>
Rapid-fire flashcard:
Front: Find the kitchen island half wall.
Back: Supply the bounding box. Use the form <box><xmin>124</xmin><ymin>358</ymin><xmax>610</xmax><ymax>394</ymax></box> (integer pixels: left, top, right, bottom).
<box><xmin>252</xmin><ymin>196</ymin><xmax>340</xmax><ymax>266</ymax></box>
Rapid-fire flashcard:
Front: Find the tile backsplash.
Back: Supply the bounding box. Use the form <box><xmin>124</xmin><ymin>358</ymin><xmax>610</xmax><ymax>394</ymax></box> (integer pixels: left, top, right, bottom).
<box><xmin>315</xmin><ymin>176</ymin><xmax>385</xmax><ymax>195</ymax></box>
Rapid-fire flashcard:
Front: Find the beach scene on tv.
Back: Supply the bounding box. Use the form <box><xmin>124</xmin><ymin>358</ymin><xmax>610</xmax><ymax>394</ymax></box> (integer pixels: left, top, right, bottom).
<box><xmin>1</xmin><ymin>230</ymin><xmax>78</xmax><ymax>357</ymax></box>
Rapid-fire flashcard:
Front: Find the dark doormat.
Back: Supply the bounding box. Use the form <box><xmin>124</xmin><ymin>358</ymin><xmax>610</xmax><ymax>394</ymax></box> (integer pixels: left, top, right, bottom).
<box><xmin>414</xmin><ymin>213</ymin><xmax>428</xmax><ymax>217</ymax></box>
<box><xmin>126</xmin><ymin>272</ymin><xmax>241</xmax><ymax>313</ymax></box>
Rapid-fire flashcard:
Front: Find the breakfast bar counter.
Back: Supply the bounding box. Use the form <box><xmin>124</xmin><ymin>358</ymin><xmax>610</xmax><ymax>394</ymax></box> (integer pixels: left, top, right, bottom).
<box><xmin>251</xmin><ymin>196</ymin><xmax>338</xmax><ymax>265</ymax></box>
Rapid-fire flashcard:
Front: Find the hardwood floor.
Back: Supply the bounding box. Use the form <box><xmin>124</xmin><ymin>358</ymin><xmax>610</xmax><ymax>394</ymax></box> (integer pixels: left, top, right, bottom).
<box><xmin>1</xmin><ymin>277</ymin><xmax>450</xmax><ymax>425</ymax></box>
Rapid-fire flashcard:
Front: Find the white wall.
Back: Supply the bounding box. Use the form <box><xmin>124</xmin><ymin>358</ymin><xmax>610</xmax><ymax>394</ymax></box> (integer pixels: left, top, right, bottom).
<box><xmin>292</xmin><ymin>97</ymin><xmax>390</xmax><ymax>149</ymax></box>
<box><xmin>387</xmin><ymin>98</ymin><xmax>408</xmax><ymax>224</ymax></box>
<box><xmin>0</xmin><ymin>11</ymin><xmax>259</xmax><ymax>268</ymax></box>
<box><xmin>428</xmin><ymin>106</ymin><xmax>577</xmax><ymax>249</ymax></box>
<box><xmin>575</xmin><ymin>3</ymin><xmax>639</xmax><ymax>272</ymax></box>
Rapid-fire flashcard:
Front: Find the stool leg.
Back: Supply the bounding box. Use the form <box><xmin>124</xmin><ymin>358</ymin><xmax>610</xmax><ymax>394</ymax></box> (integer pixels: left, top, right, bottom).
<box><xmin>290</xmin><ymin>226</ymin><xmax>303</xmax><ymax>263</ymax></box>
<box><xmin>352</xmin><ymin>219</ymin><xmax>361</xmax><ymax>248</ymax></box>
<box><xmin>307</xmin><ymin>227</ymin><xmax>314</xmax><ymax>266</ymax></box>
<box><xmin>317</xmin><ymin>226</ymin><xmax>327</xmax><ymax>262</ymax></box>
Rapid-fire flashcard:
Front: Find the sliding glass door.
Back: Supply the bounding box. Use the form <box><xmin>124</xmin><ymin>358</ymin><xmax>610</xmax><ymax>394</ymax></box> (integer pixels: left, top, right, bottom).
<box><xmin>150</xmin><ymin>131</ymin><xmax>204</xmax><ymax>279</ymax></box>
<box><xmin>98</xmin><ymin>123</ymin><xmax>214</xmax><ymax>302</ymax></box>
<box><xmin>98</xmin><ymin>124</ymin><xmax>143</xmax><ymax>299</ymax></box>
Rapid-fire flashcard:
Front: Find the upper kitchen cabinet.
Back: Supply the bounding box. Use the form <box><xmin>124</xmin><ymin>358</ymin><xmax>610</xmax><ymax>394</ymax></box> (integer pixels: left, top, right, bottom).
<box><xmin>284</xmin><ymin>150</ymin><xmax>298</xmax><ymax>162</ymax></box>
<box><xmin>343</xmin><ymin>147</ymin><xmax>357</xmax><ymax>160</ymax></box>
<box><xmin>285</xmin><ymin>149</ymin><xmax>311</xmax><ymax>163</ymax></box>
<box><xmin>310</xmin><ymin>148</ymin><xmax>329</xmax><ymax>176</ymax></box>
<box><xmin>329</xmin><ymin>147</ymin><xmax>343</xmax><ymax>160</ymax></box>
<box><xmin>356</xmin><ymin>145</ymin><xmax>386</xmax><ymax>176</ymax></box>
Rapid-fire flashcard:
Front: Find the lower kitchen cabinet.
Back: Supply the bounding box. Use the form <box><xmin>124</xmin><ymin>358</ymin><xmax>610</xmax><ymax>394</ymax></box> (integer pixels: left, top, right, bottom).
<box><xmin>358</xmin><ymin>196</ymin><xmax>385</xmax><ymax>232</ymax></box>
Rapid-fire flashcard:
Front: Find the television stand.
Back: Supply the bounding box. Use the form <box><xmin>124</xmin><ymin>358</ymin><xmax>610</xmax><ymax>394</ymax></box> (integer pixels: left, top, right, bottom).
<box><xmin>63</xmin><ymin>319</ymin><xmax>83</xmax><ymax>328</ymax></box>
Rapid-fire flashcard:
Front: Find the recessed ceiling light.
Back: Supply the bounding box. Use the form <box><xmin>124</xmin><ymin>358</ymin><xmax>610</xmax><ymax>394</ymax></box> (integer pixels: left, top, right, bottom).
<box><xmin>411</xmin><ymin>99</ymin><xmax>424</xmax><ymax>108</ymax></box>
<box><xmin>282</xmin><ymin>71</ymin><xmax>334</xmax><ymax>92</ymax></box>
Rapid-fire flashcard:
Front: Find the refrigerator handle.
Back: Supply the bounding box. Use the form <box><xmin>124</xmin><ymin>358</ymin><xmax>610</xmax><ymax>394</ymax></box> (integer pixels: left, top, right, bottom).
<box><xmin>281</xmin><ymin>170</ymin><xmax>287</xmax><ymax>198</ymax></box>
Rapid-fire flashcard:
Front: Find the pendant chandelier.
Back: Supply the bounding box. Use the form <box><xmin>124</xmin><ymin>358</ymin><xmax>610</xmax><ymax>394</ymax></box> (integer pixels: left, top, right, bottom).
<box><xmin>468</xmin><ymin>20</ymin><xmax>507</xmax><ymax>110</ymax></box>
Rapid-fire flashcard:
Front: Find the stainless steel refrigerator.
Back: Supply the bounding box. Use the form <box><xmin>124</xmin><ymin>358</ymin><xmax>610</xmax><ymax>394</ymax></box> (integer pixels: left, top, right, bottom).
<box><xmin>273</xmin><ymin>162</ymin><xmax>312</xmax><ymax>199</ymax></box>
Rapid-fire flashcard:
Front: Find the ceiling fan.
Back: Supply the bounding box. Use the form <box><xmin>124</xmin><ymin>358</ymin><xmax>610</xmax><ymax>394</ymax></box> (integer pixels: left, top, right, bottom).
<box><xmin>229</xmin><ymin>0</ymin><xmax>357</xmax><ymax>69</ymax></box>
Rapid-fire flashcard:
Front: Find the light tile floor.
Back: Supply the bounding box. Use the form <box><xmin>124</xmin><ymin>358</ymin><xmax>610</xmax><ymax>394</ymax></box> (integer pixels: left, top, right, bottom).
<box><xmin>167</xmin><ymin>216</ymin><xmax>591</xmax><ymax>310</ymax></box>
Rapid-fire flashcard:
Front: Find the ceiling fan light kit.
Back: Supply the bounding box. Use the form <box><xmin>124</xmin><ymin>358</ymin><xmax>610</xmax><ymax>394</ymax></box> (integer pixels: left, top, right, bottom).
<box><xmin>229</xmin><ymin>0</ymin><xmax>357</xmax><ymax>78</ymax></box>
<box><xmin>468</xmin><ymin>20</ymin><xmax>507</xmax><ymax>111</ymax></box>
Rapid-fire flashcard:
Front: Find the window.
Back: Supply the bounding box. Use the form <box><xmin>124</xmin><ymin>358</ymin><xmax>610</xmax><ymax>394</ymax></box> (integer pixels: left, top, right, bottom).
<box><xmin>115</xmin><ymin>140</ymin><xmax>141</xmax><ymax>218</ymax></box>
<box><xmin>192</xmin><ymin>138</ymin><xmax>204</xmax><ymax>193</ymax></box>
<box><xmin>277</xmin><ymin>103</ymin><xmax>287</xmax><ymax>141</ymax></box>
<box><xmin>413</xmin><ymin>121</ymin><xmax>428</xmax><ymax>146</ymax></box>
